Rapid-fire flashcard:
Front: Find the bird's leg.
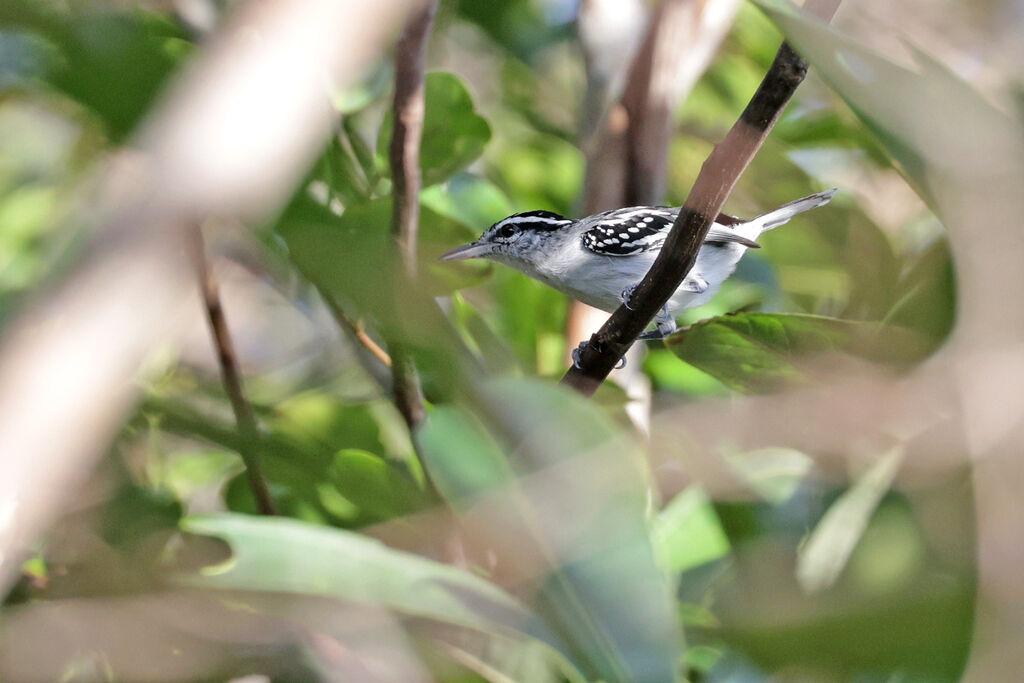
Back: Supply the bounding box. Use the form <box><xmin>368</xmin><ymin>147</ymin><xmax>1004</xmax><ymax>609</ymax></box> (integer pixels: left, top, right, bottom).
<box><xmin>572</xmin><ymin>340</ymin><xmax>626</xmax><ymax>370</ymax></box>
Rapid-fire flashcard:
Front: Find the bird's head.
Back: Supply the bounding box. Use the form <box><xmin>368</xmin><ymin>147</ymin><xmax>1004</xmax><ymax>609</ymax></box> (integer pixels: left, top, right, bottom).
<box><xmin>439</xmin><ymin>210</ymin><xmax>573</xmax><ymax>269</ymax></box>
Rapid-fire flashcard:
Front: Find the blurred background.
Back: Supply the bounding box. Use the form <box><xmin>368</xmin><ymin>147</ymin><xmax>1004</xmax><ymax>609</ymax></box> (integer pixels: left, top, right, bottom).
<box><xmin>1</xmin><ymin>0</ymin><xmax>1022</xmax><ymax>680</ymax></box>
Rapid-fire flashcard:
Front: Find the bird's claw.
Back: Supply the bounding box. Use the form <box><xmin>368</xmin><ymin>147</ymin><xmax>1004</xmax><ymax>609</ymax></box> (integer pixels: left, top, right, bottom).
<box><xmin>619</xmin><ymin>285</ymin><xmax>638</xmax><ymax>311</ymax></box>
<box><xmin>573</xmin><ymin>341</ymin><xmax>626</xmax><ymax>370</ymax></box>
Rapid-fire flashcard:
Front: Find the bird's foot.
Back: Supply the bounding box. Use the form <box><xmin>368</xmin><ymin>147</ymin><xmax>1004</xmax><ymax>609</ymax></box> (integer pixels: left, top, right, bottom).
<box><xmin>619</xmin><ymin>284</ymin><xmax>638</xmax><ymax>311</ymax></box>
<box><xmin>573</xmin><ymin>341</ymin><xmax>626</xmax><ymax>370</ymax></box>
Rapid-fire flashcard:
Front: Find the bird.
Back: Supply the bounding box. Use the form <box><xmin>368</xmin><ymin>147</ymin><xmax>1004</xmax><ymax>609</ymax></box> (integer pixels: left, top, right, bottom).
<box><xmin>440</xmin><ymin>189</ymin><xmax>837</xmax><ymax>345</ymax></box>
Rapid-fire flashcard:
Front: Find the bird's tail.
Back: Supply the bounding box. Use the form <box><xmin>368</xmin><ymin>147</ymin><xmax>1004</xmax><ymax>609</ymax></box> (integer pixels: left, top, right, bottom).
<box><xmin>755</xmin><ymin>189</ymin><xmax>838</xmax><ymax>231</ymax></box>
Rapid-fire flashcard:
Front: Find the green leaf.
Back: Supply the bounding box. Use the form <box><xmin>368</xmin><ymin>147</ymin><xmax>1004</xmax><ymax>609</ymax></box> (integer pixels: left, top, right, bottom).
<box><xmin>4</xmin><ymin>3</ymin><xmax>188</xmax><ymax>141</ymax></box>
<box><xmin>146</xmin><ymin>397</ymin><xmax>428</xmax><ymax>526</ymax></box>
<box><xmin>653</xmin><ymin>486</ymin><xmax>731</xmax><ymax>574</ymax></box>
<box><xmin>421</xmin><ymin>173</ymin><xmax>513</xmax><ymax>231</ymax></box>
<box><xmin>378</xmin><ymin>72</ymin><xmax>492</xmax><ymax>188</ymax></box>
<box><xmin>884</xmin><ymin>239</ymin><xmax>956</xmax><ymax>348</ymax></box>
<box><xmin>180</xmin><ymin>514</ymin><xmax>585</xmax><ymax>682</ymax></box>
<box><xmin>327</xmin><ymin>448</ymin><xmax>430</xmax><ymax>522</ymax></box>
<box><xmin>665</xmin><ymin>313</ymin><xmax>929</xmax><ymax>393</ymax></box>
<box><xmin>275</xmin><ymin>193</ymin><xmax>488</xmax><ymax>311</ymax></box>
<box><xmin>420</xmin><ymin>378</ymin><xmax>684</xmax><ymax>682</ymax></box>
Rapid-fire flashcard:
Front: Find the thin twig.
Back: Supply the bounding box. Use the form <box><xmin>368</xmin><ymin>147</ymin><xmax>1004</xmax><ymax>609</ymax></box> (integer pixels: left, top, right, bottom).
<box><xmin>562</xmin><ymin>6</ymin><xmax>840</xmax><ymax>396</ymax></box>
<box><xmin>188</xmin><ymin>225</ymin><xmax>277</xmax><ymax>515</ymax></box>
<box><xmin>319</xmin><ymin>290</ymin><xmax>392</xmax><ymax>368</ymax></box>
<box><xmin>387</xmin><ymin>0</ymin><xmax>437</xmax><ymax>430</ymax></box>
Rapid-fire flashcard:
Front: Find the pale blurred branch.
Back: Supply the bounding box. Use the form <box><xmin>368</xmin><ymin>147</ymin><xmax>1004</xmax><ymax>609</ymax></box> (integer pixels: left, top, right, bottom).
<box><xmin>563</xmin><ymin>2</ymin><xmax>841</xmax><ymax>396</ymax></box>
<box><xmin>188</xmin><ymin>224</ymin><xmax>276</xmax><ymax>516</ymax></box>
<box><xmin>0</xmin><ymin>0</ymin><xmax>418</xmax><ymax>594</ymax></box>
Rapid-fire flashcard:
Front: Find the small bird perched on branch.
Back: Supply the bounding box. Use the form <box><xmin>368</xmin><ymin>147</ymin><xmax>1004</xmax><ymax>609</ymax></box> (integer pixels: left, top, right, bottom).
<box><xmin>441</xmin><ymin>189</ymin><xmax>837</xmax><ymax>342</ymax></box>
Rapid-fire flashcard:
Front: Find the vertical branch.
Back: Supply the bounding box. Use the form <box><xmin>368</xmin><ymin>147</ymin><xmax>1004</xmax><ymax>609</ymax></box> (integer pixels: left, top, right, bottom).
<box><xmin>390</xmin><ymin>0</ymin><xmax>437</xmax><ymax>277</ymax></box>
<box><xmin>388</xmin><ymin>0</ymin><xmax>438</xmax><ymax>430</ymax></box>
<box><xmin>188</xmin><ymin>226</ymin><xmax>277</xmax><ymax>515</ymax></box>
<box><xmin>622</xmin><ymin>0</ymin><xmax>740</xmax><ymax>206</ymax></box>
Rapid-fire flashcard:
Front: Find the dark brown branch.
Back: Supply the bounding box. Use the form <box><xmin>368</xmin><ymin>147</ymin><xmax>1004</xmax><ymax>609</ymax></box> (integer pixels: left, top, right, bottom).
<box><xmin>561</xmin><ymin>39</ymin><xmax>820</xmax><ymax>396</ymax></box>
<box><xmin>388</xmin><ymin>0</ymin><xmax>437</xmax><ymax>430</ymax></box>
<box><xmin>188</xmin><ymin>225</ymin><xmax>277</xmax><ymax>515</ymax></box>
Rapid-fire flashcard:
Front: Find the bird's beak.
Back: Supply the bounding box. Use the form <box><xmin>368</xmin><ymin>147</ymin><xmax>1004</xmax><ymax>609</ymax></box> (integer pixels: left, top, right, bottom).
<box><xmin>439</xmin><ymin>242</ymin><xmax>492</xmax><ymax>262</ymax></box>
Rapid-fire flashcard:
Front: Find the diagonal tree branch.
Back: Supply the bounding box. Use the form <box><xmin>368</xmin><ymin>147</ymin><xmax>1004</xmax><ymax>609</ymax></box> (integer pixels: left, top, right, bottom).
<box><xmin>562</xmin><ymin>3</ymin><xmax>840</xmax><ymax>396</ymax></box>
<box><xmin>188</xmin><ymin>225</ymin><xmax>277</xmax><ymax>516</ymax></box>
<box><xmin>388</xmin><ymin>0</ymin><xmax>438</xmax><ymax>430</ymax></box>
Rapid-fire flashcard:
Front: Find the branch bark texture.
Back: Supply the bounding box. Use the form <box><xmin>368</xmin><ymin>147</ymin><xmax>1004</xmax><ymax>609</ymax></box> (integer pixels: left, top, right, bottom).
<box><xmin>561</xmin><ymin>39</ymin><xmax>820</xmax><ymax>396</ymax></box>
<box><xmin>388</xmin><ymin>0</ymin><xmax>438</xmax><ymax>430</ymax></box>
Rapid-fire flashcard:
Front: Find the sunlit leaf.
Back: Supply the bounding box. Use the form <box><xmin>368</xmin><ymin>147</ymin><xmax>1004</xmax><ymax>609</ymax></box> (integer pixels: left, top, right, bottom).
<box><xmin>653</xmin><ymin>486</ymin><xmax>731</xmax><ymax>574</ymax></box>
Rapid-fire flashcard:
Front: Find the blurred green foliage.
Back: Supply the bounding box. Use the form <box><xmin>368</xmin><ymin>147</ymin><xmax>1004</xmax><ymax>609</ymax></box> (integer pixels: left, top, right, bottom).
<box><xmin>0</xmin><ymin>0</ymin><xmax>983</xmax><ymax>681</ymax></box>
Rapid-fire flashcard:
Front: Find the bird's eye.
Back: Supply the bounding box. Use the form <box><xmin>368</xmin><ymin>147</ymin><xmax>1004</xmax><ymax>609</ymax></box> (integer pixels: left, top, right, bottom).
<box><xmin>497</xmin><ymin>225</ymin><xmax>517</xmax><ymax>239</ymax></box>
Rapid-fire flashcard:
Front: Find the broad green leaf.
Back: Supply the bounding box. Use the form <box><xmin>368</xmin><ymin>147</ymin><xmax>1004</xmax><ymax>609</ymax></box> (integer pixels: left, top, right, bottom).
<box><xmin>378</xmin><ymin>72</ymin><xmax>492</xmax><ymax>188</ymax></box>
<box><xmin>421</xmin><ymin>173</ymin><xmax>513</xmax><ymax>232</ymax></box>
<box><xmin>273</xmin><ymin>393</ymin><xmax>415</xmax><ymax>465</ymax></box>
<box><xmin>653</xmin><ymin>486</ymin><xmax>731</xmax><ymax>574</ymax></box>
<box><xmin>275</xmin><ymin>193</ymin><xmax>488</xmax><ymax>311</ymax></box>
<box><xmin>2</xmin><ymin>2</ymin><xmax>188</xmax><ymax>140</ymax></box>
<box><xmin>327</xmin><ymin>448</ymin><xmax>430</xmax><ymax>522</ymax></box>
<box><xmin>180</xmin><ymin>514</ymin><xmax>585</xmax><ymax>682</ymax></box>
<box><xmin>420</xmin><ymin>378</ymin><xmax>683</xmax><ymax>682</ymax></box>
<box><xmin>665</xmin><ymin>313</ymin><xmax>929</xmax><ymax>393</ymax></box>
<box><xmin>146</xmin><ymin>397</ymin><xmax>427</xmax><ymax>526</ymax></box>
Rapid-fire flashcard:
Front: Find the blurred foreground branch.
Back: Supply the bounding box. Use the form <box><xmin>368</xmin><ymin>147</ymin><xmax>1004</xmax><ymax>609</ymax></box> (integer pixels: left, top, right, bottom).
<box><xmin>0</xmin><ymin>0</ymin><xmax>417</xmax><ymax>594</ymax></box>
<box><xmin>562</xmin><ymin>3</ymin><xmax>841</xmax><ymax>396</ymax></box>
<box><xmin>188</xmin><ymin>225</ymin><xmax>276</xmax><ymax>515</ymax></box>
